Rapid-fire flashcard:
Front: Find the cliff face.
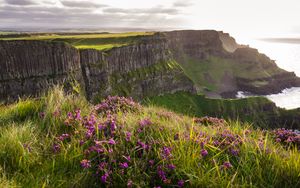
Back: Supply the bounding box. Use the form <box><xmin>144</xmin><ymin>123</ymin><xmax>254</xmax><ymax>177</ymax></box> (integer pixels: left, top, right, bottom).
<box><xmin>0</xmin><ymin>40</ymin><xmax>83</xmax><ymax>102</ymax></box>
<box><xmin>164</xmin><ymin>30</ymin><xmax>300</xmax><ymax>97</ymax></box>
<box><xmin>232</xmin><ymin>47</ymin><xmax>300</xmax><ymax>95</ymax></box>
<box><xmin>165</xmin><ymin>30</ymin><xmax>226</xmax><ymax>61</ymax></box>
<box><xmin>0</xmin><ymin>30</ymin><xmax>299</xmax><ymax>103</ymax></box>
<box><xmin>0</xmin><ymin>34</ymin><xmax>196</xmax><ymax>103</ymax></box>
<box><xmin>81</xmin><ymin>34</ymin><xmax>196</xmax><ymax>101</ymax></box>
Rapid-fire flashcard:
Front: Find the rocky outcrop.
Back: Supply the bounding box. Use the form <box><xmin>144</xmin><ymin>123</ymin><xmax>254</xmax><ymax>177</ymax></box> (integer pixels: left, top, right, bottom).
<box><xmin>218</xmin><ymin>31</ymin><xmax>244</xmax><ymax>53</ymax></box>
<box><xmin>0</xmin><ymin>40</ymin><xmax>83</xmax><ymax>102</ymax></box>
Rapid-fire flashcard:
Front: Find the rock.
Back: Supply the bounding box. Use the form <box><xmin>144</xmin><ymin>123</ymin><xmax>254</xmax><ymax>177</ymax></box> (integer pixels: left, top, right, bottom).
<box><xmin>0</xmin><ymin>40</ymin><xmax>83</xmax><ymax>102</ymax></box>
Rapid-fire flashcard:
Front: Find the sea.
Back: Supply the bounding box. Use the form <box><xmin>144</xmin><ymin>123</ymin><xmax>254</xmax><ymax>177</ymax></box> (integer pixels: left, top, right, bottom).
<box><xmin>235</xmin><ymin>38</ymin><xmax>300</xmax><ymax>110</ymax></box>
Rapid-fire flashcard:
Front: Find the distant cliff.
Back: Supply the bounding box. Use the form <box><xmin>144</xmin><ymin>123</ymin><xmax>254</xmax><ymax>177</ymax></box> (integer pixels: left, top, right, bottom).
<box><xmin>164</xmin><ymin>30</ymin><xmax>300</xmax><ymax>98</ymax></box>
<box><xmin>0</xmin><ymin>30</ymin><xmax>299</xmax><ymax>102</ymax></box>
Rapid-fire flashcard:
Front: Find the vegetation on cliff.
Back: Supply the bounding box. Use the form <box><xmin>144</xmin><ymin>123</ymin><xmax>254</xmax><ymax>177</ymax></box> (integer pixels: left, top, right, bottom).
<box><xmin>0</xmin><ymin>32</ymin><xmax>154</xmax><ymax>51</ymax></box>
<box><xmin>0</xmin><ymin>87</ymin><xmax>299</xmax><ymax>187</ymax></box>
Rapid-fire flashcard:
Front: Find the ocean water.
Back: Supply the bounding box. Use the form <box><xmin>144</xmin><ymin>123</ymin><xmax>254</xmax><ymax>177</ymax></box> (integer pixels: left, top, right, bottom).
<box><xmin>236</xmin><ymin>38</ymin><xmax>300</xmax><ymax>109</ymax></box>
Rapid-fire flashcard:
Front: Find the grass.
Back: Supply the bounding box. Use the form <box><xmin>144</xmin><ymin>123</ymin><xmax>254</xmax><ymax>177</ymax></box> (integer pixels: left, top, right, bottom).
<box><xmin>0</xmin><ymin>32</ymin><xmax>155</xmax><ymax>51</ymax></box>
<box><xmin>76</xmin><ymin>43</ymin><xmax>128</xmax><ymax>51</ymax></box>
<box><xmin>0</xmin><ymin>87</ymin><xmax>299</xmax><ymax>187</ymax></box>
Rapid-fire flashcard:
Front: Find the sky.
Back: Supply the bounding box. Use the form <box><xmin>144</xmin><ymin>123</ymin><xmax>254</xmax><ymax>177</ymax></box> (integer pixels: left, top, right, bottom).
<box><xmin>1</xmin><ymin>0</ymin><xmax>300</xmax><ymax>40</ymax></box>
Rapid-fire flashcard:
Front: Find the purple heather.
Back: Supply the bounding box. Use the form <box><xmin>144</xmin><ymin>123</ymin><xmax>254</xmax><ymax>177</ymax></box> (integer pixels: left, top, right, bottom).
<box><xmin>108</xmin><ymin>138</ymin><xmax>116</xmax><ymax>145</ymax></box>
<box><xmin>223</xmin><ymin>161</ymin><xmax>232</xmax><ymax>169</ymax></box>
<box><xmin>178</xmin><ymin>180</ymin><xmax>185</xmax><ymax>187</ymax></box>
<box><xmin>119</xmin><ymin>162</ymin><xmax>129</xmax><ymax>169</ymax></box>
<box><xmin>101</xmin><ymin>173</ymin><xmax>109</xmax><ymax>183</ymax></box>
<box><xmin>201</xmin><ymin>149</ymin><xmax>208</xmax><ymax>157</ymax></box>
<box><xmin>80</xmin><ymin>159</ymin><xmax>91</xmax><ymax>169</ymax></box>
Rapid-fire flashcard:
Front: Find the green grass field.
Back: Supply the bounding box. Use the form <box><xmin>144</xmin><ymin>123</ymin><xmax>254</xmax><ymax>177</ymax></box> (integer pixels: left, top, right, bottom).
<box><xmin>0</xmin><ymin>87</ymin><xmax>299</xmax><ymax>187</ymax></box>
<box><xmin>0</xmin><ymin>32</ymin><xmax>154</xmax><ymax>51</ymax></box>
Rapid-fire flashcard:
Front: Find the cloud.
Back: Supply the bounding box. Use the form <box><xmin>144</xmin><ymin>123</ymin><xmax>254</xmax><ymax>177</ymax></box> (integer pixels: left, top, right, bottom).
<box><xmin>60</xmin><ymin>0</ymin><xmax>108</xmax><ymax>8</ymax></box>
<box><xmin>173</xmin><ymin>0</ymin><xmax>193</xmax><ymax>7</ymax></box>
<box><xmin>0</xmin><ymin>0</ymin><xmax>186</xmax><ymax>30</ymax></box>
<box><xmin>4</xmin><ymin>0</ymin><xmax>36</xmax><ymax>6</ymax></box>
<box><xmin>103</xmin><ymin>7</ymin><xmax>180</xmax><ymax>15</ymax></box>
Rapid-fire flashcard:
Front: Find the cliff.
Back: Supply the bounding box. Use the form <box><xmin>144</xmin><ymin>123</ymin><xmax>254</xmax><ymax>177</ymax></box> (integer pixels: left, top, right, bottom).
<box><xmin>0</xmin><ymin>40</ymin><xmax>83</xmax><ymax>101</ymax></box>
<box><xmin>80</xmin><ymin>34</ymin><xmax>195</xmax><ymax>101</ymax></box>
<box><xmin>163</xmin><ymin>30</ymin><xmax>300</xmax><ymax>97</ymax></box>
<box><xmin>0</xmin><ymin>30</ymin><xmax>299</xmax><ymax>103</ymax></box>
<box><xmin>0</xmin><ymin>34</ymin><xmax>196</xmax><ymax>102</ymax></box>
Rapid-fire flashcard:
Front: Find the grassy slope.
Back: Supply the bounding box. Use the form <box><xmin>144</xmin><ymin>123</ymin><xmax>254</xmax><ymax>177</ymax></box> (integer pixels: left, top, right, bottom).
<box><xmin>0</xmin><ymin>88</ymin><xmax>299</xmax><ymax>187</ymax></box>
<box><xmin>145</xmin><ymin>92</ymin><xmax>298</xmax><ymax>128</ymax></box>
<box><xmin>179</xmin><ymin>56</ymin><xmax>284</xmax><ymax>93</ymax></box>
<box><xmin>0</xmin><ymin>32</ymin><xmax>154</xmax><ymax>51</ymax></box>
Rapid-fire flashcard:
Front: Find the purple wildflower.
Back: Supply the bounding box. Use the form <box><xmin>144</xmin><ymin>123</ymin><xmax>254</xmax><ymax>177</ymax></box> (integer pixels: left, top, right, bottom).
<box><xmin>58</xmin><ymin>133</ymin><xmax>70</xmax><ymax>141</ymax></box>
<box><xmin>139</xmin><ymin>118</ymin><xmax>152</xmax><ymax>128</ymax></box>
<box><xmin>101</xmin><ymin>173</ymin><xmax>109</xmax><ymax>183</ymax></box>
<box><xmin>75</xmin><ymin>109</ymin><xmax>81</xmax><ymax>120</ymax></box>
<box><xmin>223</xmin><ymin>161</ymin><xmax>232</xmax><ymax>169</ymax></box>
<box><xmin>230</xmin><ymin>148</ymin><xmax>239</xmax><ymax>156</ymax></box>
<box><xmin>80</xmin><ymin>159</ymin><xmax>91</xmax><ymax>169</ymax></box>
<box><xmin>124</xmin><ymin>155</ymin><xmax>131</xmax><ymax>161</ymax></box>
<box><xmin>162</xmin><ymin>146</ymin><xmax>172</xmax><ymax>159</ymax></box>
<box><xmin>178</xmin><ymin>180</ymin><xmax>185</xmax><ymax>187</ymax></box>
<box><xmin>157</xmin><ymin>166</ymin><xmax>166</xmax><ymax>181</ymax></box>
<box><xmin>67</xmin><ymin>112</ymin><xmax>73</xmax><ymax>119</ymax></box>
<box><xmin>108</xmin><ymin>138</ymin><xmax>116</xmax><ymax>145</ymax></box>
<box><xmin>89</xmin><ymin>146</ymin><xmax>104</xmax><ymax>154</ymax></box>
<box><xmin>137</xmin><ymin>141</ymin><xmax>149</xmax><ymax>150</ymax></box>
<box><xmin>119</xmin><ymin>162</ymin><xmax>129</xmax><ymax>169</ymax></box>
<box><xmin>109</xmin><ymin>120</ymin><xmax>117</xmax><ymax>131</ymax></box>
<box><xmin>53</xmin><ymin>110</ymin><xmax>60</xmax><ymax>117</ymax></box>
<box><xmin>167</xmin><ymin>164</ymin><xmax>176</xmax><ymax>170</ymax></box>
<box><xmin>127</xmin><ymin>179</ymin><xmax>133</xmax><ymax>188</ymax></box>
<box><xmin>85</xmin><ymin>130</ymin><xmax>93</xmax><ymax>139</ymax></box>
<box><xmin>39</xmin><ymin>112</ymin><xmax>45</xmax><ymax>119</ymax></box>
<box><xmin>98</xmin><ymin>162</ymin><xmax>107</xmax><ymax>171</ymax></box>
<box><xmin>125</xmin><ymin>132</ymin><xmax>132</xmax><ymax>141</ymax></box>
<box><xmin>149</xmin><ymin>160</ymin><xmax>155</xmax><ymax>167</ymax></box>
<box><xmin>52</xmin><ymin>143</ymin><xmax>60</xmax><ymax>153</ymax></box>
<box><xmin>98</xmin><ymin>124</ymin><xmax>105</xmax><ymax>130</ymax></box>
<box><xmin>201</xmin><ymin>149</ymin><xmax>208</xmax><ymax>157</ymax></box>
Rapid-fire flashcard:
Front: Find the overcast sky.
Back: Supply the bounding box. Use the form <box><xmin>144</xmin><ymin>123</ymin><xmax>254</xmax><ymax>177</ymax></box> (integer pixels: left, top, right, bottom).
<box><xmin>1</xmin><ymin>0</ymin><xmax>300</xmax><ymax>39</ymax></box>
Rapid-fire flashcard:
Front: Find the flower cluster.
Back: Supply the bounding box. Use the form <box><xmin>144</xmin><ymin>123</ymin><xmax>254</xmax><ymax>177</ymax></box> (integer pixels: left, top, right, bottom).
<box><xmin>273</xmin><ymin>128</ymin><xmax>300</xmax><ymax>148</ymax></box>
<box><xmin>94</xmin><ymin>96</ymin><xmax>140</xmax><ymax>115</ymax></box>
<box><xmin>50</xmin><ymin>96</ymin><xmax>186</xmax><ymax>187</ymax></box>
<box><xmin>212</xmin><ymin>129</ymin><xmax>243</xmax><ymax>156</ymax></box>
<box><xmin>194</xmin><ymin>116</ymin><xmax>225</xmax><ymax>126</ymax></box>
